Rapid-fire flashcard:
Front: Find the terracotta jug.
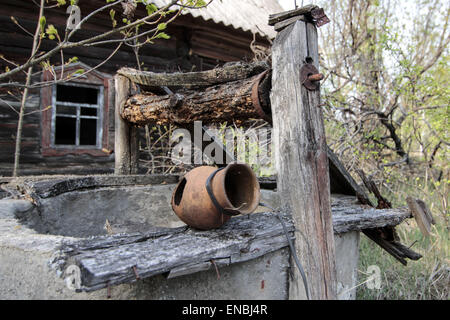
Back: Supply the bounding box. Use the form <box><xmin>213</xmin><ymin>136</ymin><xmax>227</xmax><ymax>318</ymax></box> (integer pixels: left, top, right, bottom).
<box><xmin>171</xmin><ymin>163</ymin><xmax>260</xmax><ymax>230</ymax></box>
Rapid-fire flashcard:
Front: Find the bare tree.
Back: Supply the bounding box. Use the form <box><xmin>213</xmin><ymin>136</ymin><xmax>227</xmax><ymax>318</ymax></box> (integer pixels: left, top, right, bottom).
<box><xmin>318</xmin><ymin>0</ymin><xmax>449</xmax><ymax>219</ymax></box>
<box><xmin>0</xmin><ymin>0</ymin><xmax>211</xmax><ymax>177</ymax></box>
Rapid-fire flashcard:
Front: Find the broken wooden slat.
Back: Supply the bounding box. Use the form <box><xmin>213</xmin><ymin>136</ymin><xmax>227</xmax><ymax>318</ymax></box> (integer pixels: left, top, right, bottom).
<box><xmin>120</xmin><ymin>72</ymin><xmax>271</xmax><ymax>126</ymax></box>
<box><xmin>327</xmin><ymin>146</ymin><xmax>374</xmax><ymax>206</ymax></box>
<box><xmin>50</xmin><ymin>195</ymin><xmax>413</xmax><ymax>292</ymax></box>
<box><xmin>268</xmin><ymin>4</ymin><xmax>318</xmax><ymax>26</ymax></box>
<box><xmin>324</xmin><ymin>149</ymin><xmax>422</xmax><ymax>265</ymax></box>
<box><xmin>117</xmin><ymin>61</ymin><xmax>269</xmax><ymax>89</ymax></box>
<box><xmin>331</xmin><ymin>200</ymin><xmax>411</xmax><ymax>234</ymax></box>
<box><xmin>362</xmin><ymin>230</ymin><xmax>422</xmax><ymax>266</ymax></box>
<box><xmin>274</xmin><ymin>15</ymin><xmax>306</xmax><ymax>32</ymax></box>
<box><xmin>406</xmin><ymin>197</ymin><xmax>432</xmax><ymax>236</ymax></box>
<box><xmin>417</xmin><ymin>198</ymin><xmax>435</xmax><ymax>225</ymax></box>
<box><xmin>4</xmin><ymin>175</ymin><xmax>180</xmax><ymax>200</ymax></box>
<box><xmin>55</xmin><ymin>211</ymin><xmax>294</xmax><ymax>292</ymax></box>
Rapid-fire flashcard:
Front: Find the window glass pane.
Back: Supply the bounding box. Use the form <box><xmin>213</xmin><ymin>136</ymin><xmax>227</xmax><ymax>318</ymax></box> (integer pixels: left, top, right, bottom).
<box><xmin>80</xmin><ymin>118</ymin><xmax>97</xmax><ymax>145</ymax></box>
<box><xmin>55</xmin><ymin>117</ymin><xmax>76</xmax><ymax>145</ymax></box>
<box><xmin>56</xmin><ymin>84</ymin><xmax>98</xmax><ymax>104</ymax></box>
<box><xmin>56</xmin><ymin>105</ymin><xmax>77</xmax><ymax>115</ymax></box>
<box><xmin>80</xmin><ymin>107</ymin><xmax>97</xmax><ymax>116</ymax></box>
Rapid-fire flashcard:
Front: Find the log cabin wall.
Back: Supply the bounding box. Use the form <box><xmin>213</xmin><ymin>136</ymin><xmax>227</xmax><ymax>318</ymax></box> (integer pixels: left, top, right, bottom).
<box><xmin>0</xmin><ymin>0</ymin><xmax>273</xmax><ymax>176</ymax></box>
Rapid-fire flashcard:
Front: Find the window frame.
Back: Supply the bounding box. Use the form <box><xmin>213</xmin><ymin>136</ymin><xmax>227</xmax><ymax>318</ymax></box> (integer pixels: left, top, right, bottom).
<box><xmin>51</xmin><ymin>82</ymin><xmax>104</xmax><ymax>149</ymax></box>
<box><xmin>41</xmin><ymin>63</ymin><xmax>111</xmax><ymax>157</ymax></box>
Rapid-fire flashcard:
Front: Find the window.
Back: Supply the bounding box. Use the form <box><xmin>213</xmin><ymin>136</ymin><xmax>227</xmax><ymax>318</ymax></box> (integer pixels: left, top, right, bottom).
<box><xmin>52</xmin><ymin>83</ymin><xmax>103</xmax><ymax>148</ymax></box>
<box><xmin>40</xmin><ymin>62</ymin><xmax>111</xmax><ymax>157</ymax></box>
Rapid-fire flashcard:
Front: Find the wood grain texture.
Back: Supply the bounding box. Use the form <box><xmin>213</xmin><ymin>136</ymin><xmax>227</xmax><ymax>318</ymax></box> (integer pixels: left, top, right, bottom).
<box><xmin>48</xmin><ymin>194</ymin><xmax>411</xmax><ymax>293</ymax></box>
<box><xmin>268</xmin><ymin>4</ymin><xmax>318</xmax><ymax>26</ymax></box>
<box><xmin>120</xmin><ymin>73</ymin><xmax>270</xmax><ymax>126</ymax></box>
<box><xmin>114</xmin><ymin>76</ymin><xmax>139</xmax><ymax>175</ymax></box>
<box><xmin>53</xmin><ymin>211</ymin><xmax>295</xmax><ymax>292</ymax></box>
<box><xmin>406</xmin><ymin>197</ymin><xmax>432</xmax><ymax>236</ymax></box>
<box><xmin>117</xmin><ymin>61</ymin><xmax>269</xmax><ymax>89</ymax></box>
<box><xmin>270</xmin><ymin>20</ymin><xmax>337</xmax><ymax>300</ymax></box>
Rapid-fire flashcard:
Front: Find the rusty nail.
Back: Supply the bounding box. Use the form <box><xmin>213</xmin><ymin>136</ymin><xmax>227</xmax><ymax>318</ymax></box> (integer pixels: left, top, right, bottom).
<box><xmin>132</xmin><ymin>265</ymin><xmax>140</xmax><ymax>280</ymax></box>
<box><xmin>308</xmin><ymin>73</ymin><xmax>324</xmax><ymax>82</ymax></box>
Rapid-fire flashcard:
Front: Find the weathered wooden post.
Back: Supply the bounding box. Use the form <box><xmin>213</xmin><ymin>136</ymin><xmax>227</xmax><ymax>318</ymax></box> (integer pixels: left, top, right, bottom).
<box><xmin>269</xmin><ymin>7</ymin><xmax>337</xmax><ymax>299</ymax></box>
<box><xmin>114</xmin><ymin>75</ymin><xmax>139</xmax><ymax>174</ymax></box>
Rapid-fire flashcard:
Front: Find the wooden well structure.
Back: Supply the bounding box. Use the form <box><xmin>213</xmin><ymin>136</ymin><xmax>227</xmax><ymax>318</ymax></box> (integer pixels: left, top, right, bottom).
<box><xmin>105</xmin><ymin>5</ymin><xmax>422</xmax><ymax>299</ymax></box>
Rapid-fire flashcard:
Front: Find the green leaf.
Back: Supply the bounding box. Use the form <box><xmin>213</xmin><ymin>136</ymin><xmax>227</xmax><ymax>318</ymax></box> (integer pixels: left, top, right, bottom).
<box><xmin>109</xmin><ymin>9</ymin><xmax>117</xmax><ymax>28</ymax></box>
<box><xmin>154</xmin><ymin>32</ymin><xmax>170</xmax><ymax>40</ymax></box>
<box><xmin>157</xmin><ymin>23</ymin><xmax>167</xmax><ymax>31</ymax></box>
<box><xmin>46</xmin><ymin>24</ymin><xmax>59</xmax><ymax>40</ymax></box>
<box><xmin>146</xmin><ymin>3</ymin><xmax>158</xmax><ymax>15</ymax></box>
<box><xmin>39</xmin><ymin>16</ymin><xmax>46</xmax><ymax>31</ymax></box>
<box><xmin>67</xmin><ymin>56</ymin><xmax>78</xmax><ymax>64</ymax></box>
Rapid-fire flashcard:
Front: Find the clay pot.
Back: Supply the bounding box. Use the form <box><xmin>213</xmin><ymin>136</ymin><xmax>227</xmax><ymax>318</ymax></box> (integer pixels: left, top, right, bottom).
<box><xmin>171</xmin><ymin>163</ymin><xmax>260</xmax><ymax>230</ymax></box>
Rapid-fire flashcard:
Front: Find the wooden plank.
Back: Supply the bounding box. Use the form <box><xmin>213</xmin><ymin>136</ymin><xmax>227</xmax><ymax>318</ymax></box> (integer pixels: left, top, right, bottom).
<box><xmin>417</xmin><ymin>199</ymin><xmax>435</xmax><ymax>225</ymax></box>
<box><xmin>4</xmin><ymin>174</ymin><xmax>180</xmax><ymax>199</ymax></box>
<box><xmin>117</xmin><ymin>61</ymin><xmax>268</xmax><ymax>89</ymax></box>
<box><xmin>327</xmin><ymin>146</ymin><xmax>373</xmax><ymax>205</ymax></box>
<box><xmin>53</xmin><ymin>211</ymin><xmax>295</xmax><ymax>292</ymax></box>
<box><xmin>48</xmin><ymin>194</ymin><xmax>413</xmax><ymax>292</ymax></box>
<box><xmin>268</xmin><ymin>5</ymin><xmax>318</xmax><ymax>26</ymax></box>
<box><xmin>274</xmin><ymin>15</ymin><xmax>306</xmax><ymax>32</ymax></box>
<box><xmin>406</xmin><ymin>197</ymin><xmax>432</xmax><ymax>236</ymax></box>
<box><xmin>331</xmin><ymin>195</ymin><xmax>411</xmax><ymax>234</ymax></box>
<box><xmin>270</xmin><ymin>20</ymin><xmax>337</xmax><ymax>300</ymax></box>
<box><xmin>114</xmin><ymin>75</ymin><xmax>139</xmax><ymax>174</ymax></box>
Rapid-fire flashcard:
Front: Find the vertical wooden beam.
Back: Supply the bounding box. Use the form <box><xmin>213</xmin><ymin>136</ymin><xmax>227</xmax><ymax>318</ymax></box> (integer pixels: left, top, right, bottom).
<box><xmin>114</xmin><ymin>75</ymin><xmax>139</xmax><ymax>175</ymax></box>
<box><xmin>270</xmin><ymin>20</ymin><xmax>337</xmax><ymax>299</ymax></box>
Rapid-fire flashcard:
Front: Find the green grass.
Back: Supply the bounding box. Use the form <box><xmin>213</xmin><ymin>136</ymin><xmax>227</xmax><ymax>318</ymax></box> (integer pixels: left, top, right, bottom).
<box><xmin>356</xmin><ymin>218</ymin><xmax>449</xmax><ymax>300</ymax></box>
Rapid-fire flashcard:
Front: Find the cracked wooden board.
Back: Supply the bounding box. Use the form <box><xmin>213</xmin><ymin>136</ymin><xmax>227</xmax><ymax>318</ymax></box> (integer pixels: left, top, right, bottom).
<box><xmin>51</xmin><ymin>196</ymin><xmax>412</xmax><ymax>292</ymax></box>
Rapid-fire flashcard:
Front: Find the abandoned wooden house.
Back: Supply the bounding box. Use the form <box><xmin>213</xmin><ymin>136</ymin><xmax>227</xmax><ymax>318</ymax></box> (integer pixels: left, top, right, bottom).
<box><xmin>0</xmin><ymin>4</ymin><xmax>429</xmax><ymax>301</ymax></box>
<box><xmin>0</xmin><ymin>0</ymin><xmax>280</xmax><ymax>176</ymax></box>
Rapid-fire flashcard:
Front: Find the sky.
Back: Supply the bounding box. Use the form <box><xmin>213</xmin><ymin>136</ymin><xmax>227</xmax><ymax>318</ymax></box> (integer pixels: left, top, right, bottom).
<box><xmin>277</xmin><ymin>0</ymin><xmax>315</xmax><ymax>10</ymax></box>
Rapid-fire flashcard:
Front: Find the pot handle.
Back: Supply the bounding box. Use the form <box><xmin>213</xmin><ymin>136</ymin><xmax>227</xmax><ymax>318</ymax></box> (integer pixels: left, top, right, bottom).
<box><xmin>205</xmin><ymin>167</ymin><xmax>241</xmax><ymax>217</ymax></box>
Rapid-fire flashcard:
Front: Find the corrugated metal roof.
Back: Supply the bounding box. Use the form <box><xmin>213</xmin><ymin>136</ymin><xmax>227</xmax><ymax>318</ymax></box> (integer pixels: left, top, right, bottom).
<box><xmin>153</xmin><ymin>0</ymin><xmax>283</xmax><ymax>39</ymax></box>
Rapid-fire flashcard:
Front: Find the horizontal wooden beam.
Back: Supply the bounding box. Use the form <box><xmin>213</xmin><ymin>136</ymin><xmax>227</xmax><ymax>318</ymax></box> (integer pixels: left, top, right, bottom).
<box><xmin>120</xmin><ymin>72</ymin><xmax>271</xmax><ymax>126</ymax></box>
<box><xmin>51</xmin><ymin>194</ymin><xmax>412</xmax><ymax>292</ymax></box>
<box><xmin>331</xmin><ymin>195</ymin><xmax>411</xmax><ymax>234</ymax></box>
<box><xmin>117</xmin><ymin>61</ymin><xmax>269</xmax><ymax>89</ymax></box>
<box><xmin>268</xmin><ymin>4</ymin><xmax>318</xmax><ymax>26</ymax></box>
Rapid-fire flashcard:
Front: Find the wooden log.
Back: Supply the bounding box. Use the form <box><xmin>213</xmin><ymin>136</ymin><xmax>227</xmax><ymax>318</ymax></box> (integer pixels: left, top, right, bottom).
<box><xmin>270</xmin><ymin>20</ymin><xmax>337</xmax><ymax>300</ymax></box>
<box><xmin>117</xmin><ymin>61</ymin><xmax>269</xmax><ymax>89</ymax></box>
<box><xmin>114</xmin><ymin>75</ymin><xmax>139</xmax><ymax>175</ymax></box>
<box><xmin>120</xmin><ymin>72</ymin><xmax>271</xmax><ymax>126</ymax></box>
